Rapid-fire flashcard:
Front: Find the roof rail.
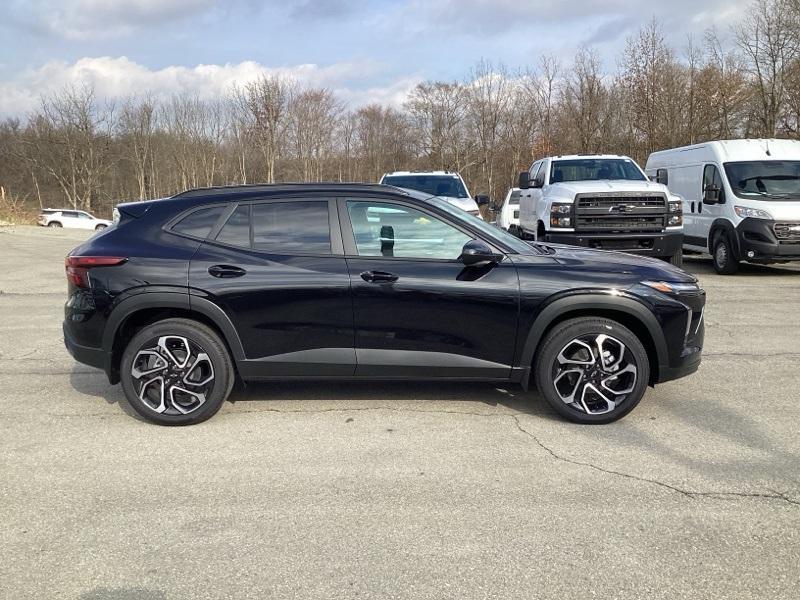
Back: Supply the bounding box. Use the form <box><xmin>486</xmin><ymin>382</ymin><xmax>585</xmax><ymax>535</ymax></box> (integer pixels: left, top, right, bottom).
<box><xmin>172</xmin><ymin>182</ymin><xmax>404</xmax><ymax>199</ymax></box>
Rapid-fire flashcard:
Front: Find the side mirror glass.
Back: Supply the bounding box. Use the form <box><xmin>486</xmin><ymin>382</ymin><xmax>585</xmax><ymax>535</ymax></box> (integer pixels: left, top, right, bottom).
<box><xmin>703</xmin><ymin>184</ymin><xmax>720</xmax><ymax>204</ymax></box>
<box><xmin>518</xmin><ymin>171</ymin><xmax>530</xmax><ymax>189</ymax></box>
<box><xmin>459</xmin><ymin>239</ymin><xmax>503</xmax><ymax>267</ymax></box>
<box><xmin>474</xmin><ymin>194</ymin><xmax>490</xmax><ymax>206</ymax></box>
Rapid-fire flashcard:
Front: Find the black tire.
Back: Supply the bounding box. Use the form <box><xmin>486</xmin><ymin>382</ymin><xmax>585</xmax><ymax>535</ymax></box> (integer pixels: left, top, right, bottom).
<box><xmin>120</xmin><ymin>318</ymin><xmax>235</xmax><ymax>425</ymax></box>
<box><xmin>534</xmin><ymin>317</ymin><xmax>650</xmax><ymax>424</ymax></box>
<box><xmin>95</xmin><ymin>224</ymin><xmax>107</xmax><ymax>231</ymax></box>
<box><xmin>667</xmin><ymin>252</ymin><xmax>683</xmax><ymax>268</ymax></box>
<box><xmin>712</xmin><ymin>232</ymin><xmax>739</xmax><ymax>275</ymax></box>
<box><xmin>48</xmin><ymin>221</ymin><xmax>62</xmax><ymax>228</ymax></box>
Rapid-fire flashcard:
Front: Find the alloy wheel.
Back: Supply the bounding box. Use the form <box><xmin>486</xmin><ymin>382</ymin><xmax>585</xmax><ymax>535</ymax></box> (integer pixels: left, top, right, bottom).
<box><xmin>130</xmin><ymin>335</ymin><xmax>215</xmax><ymax>415</ymax></box>
<box><xmin>551</xmin><ymin>333</ymin><xmax>638</xmax><ymax>415</ymax></box>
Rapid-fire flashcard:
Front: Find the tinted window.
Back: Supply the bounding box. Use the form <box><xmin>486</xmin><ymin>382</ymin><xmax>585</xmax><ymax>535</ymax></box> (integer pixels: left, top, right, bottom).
<box><xmin>215</xmin><ymin>205</ymin><xmax>250</xmax><ymax>247</ymax></box>
<box><xmin>347</xmin><ymin>200</ymin><xmax>472</xmax><ymax>260</ymax></box>
<box><xmin>550</xmin><ymin>159</ymin><xmax>646</xmax><ymax>183</ymax></box>
<box><xmin>509</xmin><ymin>191</ymin><xmax>520</xmax><ymax>205</ymax></box>
<box><xmin>382</xmin><ymin>175</ymin><xmax>468</xmax><ymax>198</ymax></box>
<box><xmin>252</xmin><ymin>201</ymin><xmax>330</xmax><ymax>254</ymax></box>
<box><xmin>723</xmin><ymin>160</ymin><xmax>800</xmax><ymax>199</ymax></box>
<box><xmin>173</xmin><ymin>206</ymin><xmax>224</xmax><ymax>238</ymax></box>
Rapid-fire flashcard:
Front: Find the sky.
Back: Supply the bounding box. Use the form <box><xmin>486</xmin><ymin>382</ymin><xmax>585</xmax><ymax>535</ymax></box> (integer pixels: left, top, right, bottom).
<box><xmin>0</xmin><ymin>0</ymin><xmax>750</xmax><ymax>117</ymax></box>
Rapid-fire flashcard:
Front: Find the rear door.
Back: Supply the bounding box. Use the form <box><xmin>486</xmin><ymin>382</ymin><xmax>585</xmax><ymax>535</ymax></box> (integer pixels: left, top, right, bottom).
<box><xmin>188</xmin><ymin>196</ymin><xmax>355</xmax><ymax>378</ymax></box>
<box><xmin>339</xmin><ymin>196</ymin><xmax>519</xmax><ymax>379</ymax></box>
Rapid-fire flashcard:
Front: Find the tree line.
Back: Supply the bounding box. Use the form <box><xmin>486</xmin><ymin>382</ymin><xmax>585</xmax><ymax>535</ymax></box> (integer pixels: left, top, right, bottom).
<box><xmin>2</xmin><ymin>0</ymin><xmax>800</xmax><ymax>219</ymax></box>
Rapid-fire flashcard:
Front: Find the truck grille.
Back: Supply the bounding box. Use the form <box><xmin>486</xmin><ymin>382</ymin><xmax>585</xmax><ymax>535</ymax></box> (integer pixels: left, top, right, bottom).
<box><xmin>773</xmin><ymin>222</ymin><xmax>800</xmax><ymax>243</ymax></box>
<box><xmin>574</xmin><ymin>194</ymin><xmax>668</xmax><ymax>233</ymax></box>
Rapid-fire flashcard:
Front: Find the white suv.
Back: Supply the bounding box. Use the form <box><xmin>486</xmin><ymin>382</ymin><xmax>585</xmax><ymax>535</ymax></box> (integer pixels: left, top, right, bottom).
<box><xmin>38</xmin><ymin>209</ymin><xmax>112</xmax><ymax>231</ymax></box>
<box><xmin>380</xmin><ymin>171</ymin><xmax>484</xmax><ymax>216</ymax></box>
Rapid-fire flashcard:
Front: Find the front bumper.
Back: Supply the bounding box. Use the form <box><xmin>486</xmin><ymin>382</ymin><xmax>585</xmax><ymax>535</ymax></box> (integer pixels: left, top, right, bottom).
<box><xmin>546</xmin><ymin>231</ymin><xmax>683</xmax><ymax>258</ymax></box>
<box><xmin>736</xmin><ymin>218</ymin><xmax>800</xmax><ymax>262</ymax></box>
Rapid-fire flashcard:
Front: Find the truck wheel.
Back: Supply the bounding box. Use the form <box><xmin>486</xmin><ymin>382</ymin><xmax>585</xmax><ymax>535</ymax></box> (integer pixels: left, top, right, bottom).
<box><xmin>712</xmin><ymin>233</ymin><xmax>739</xmax><ymax>275</ymax></box>
<box><xmin>668</xmin><ymin>252</ymin><xmax>683</xmax><ymax>268</ymax></box>
<box><xmin>534</xmin><ymin>317</ymin><xmax>650</xmax><ymax>424</ymax></box>
<box><xmin>120</xmin><ymin>318</ymin><xmax>235</xmax><ymax>425</ymax></box>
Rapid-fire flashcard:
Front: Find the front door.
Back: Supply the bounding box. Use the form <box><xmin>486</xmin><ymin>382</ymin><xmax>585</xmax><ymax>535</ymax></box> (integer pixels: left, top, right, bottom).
<box><xmin>339</xmin><ymin>197</ymin><xmax>519</xmax><ymax>379</ymax></box>
<box><xmin>189</xmin><ymin>196</ymin><xmax>355</xmax><ymax>378</ymax></box>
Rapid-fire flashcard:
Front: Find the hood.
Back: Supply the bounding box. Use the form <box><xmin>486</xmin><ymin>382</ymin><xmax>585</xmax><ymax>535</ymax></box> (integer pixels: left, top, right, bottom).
<box><xmin>549</xmin><ymin>180</ymin><xmax>672</xmax><ymax>199</ymax></box>
<box><xmin>541</xmin><ymin>242</ymin><xmax>697</xmax><ymax>283</ymax></box>
<box><xmin>431</xmin><ymin>195</ymin><xmax>480</xmax><ymax>212</ymax></box>
<box><xmin>757</xmin><ymin>200</ymin><xmax>800</xmax><ymax>221</ymax></box>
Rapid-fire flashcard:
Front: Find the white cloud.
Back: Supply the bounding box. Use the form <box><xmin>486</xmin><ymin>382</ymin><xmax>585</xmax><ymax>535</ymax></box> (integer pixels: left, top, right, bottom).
<box><xmin>0</xmin><ymin>56</ymin><xmax>416</xmax><ymax>117</ymax></box>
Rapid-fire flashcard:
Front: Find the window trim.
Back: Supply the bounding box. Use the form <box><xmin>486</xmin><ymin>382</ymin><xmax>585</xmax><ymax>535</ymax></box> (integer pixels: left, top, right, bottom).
<box><xmin>201</xmin><ymin>197</ymin><xmax>344</xmax><ymax>257</ymax></box>
<box><xmin>337</xmin><ymin>196</ymin><xmax>503</xmax><ymax>263</ymax></box>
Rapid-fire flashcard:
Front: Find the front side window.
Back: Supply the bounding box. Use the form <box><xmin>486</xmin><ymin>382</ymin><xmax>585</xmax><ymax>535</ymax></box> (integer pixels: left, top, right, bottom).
<box><xmin>550</xmin><ymin>159</ymin><xmax>646</xmax><ymax>184</ymax></box>
<box><xmin>347</xmin><ymin>200</ymin><xmax>472</xmax><ymax>260</ymax></box>
<box><xmin>723</xmin><ymin>161</ymin><xmax>800</xmax><ymax>200</ymax></box>
<box><xmin>382</xmin><ymin>175</ymin><xmax>468</xmax><ymax>199</ymax></box>
<box><xmin>252</xmin><ymin>201</ymin><xmax>331</xmax><ymax>254</ymax></box>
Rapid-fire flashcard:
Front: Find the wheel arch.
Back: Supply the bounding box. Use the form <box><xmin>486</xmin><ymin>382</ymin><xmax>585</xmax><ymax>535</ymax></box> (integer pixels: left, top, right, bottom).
<box><xmin>708</xmin><ymin>218</ymin><xmax>739</xmax><ymax>257</ymax></box>
<box><xmin>519</xmin><ymin>294</ymin><xmax>667</xmax><ymax>390</ymax></box>
<box><xmin>102</xmin><ymin>293</ymin><xmax>245</xmax><ymax>384</ymax></box>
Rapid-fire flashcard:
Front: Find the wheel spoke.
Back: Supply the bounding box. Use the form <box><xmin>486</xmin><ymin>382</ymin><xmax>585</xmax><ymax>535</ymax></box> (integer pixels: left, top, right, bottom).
<box><xmin>167</xmin><ymin>385</ymin><xmax>206</xmax><ymax>415</ymax></box>
<box><xmin>594</xmin><ymin>334</ymin><xmax>625</xmax><ymax>372</ymax></box>
<box><xmin>139</xmin><ymin>376</ymin><xmax>166</xmax><ymax>413</ymax></box>
<box><xmin>553</xmin><ymin>368</ymin><xmax>585</xmax><ymax>404</ymax></box>
<box><xmin>580</xmin><ymin>383</ymin><xmax>616</xmax><ymax>415</ymax></box>
<box><xmin>557</xmin><ymin>339</ymin><xmax>596</xmax><ymax>366</ymax></box>
<box><xmin>131</xmin><ymin>350</ymin><xmax>167</xmax><ymax>379</ymax></box>
<box><xmin>157</xmin><ymin>336</ymin><xmax>191</xmax><ymax>368</ymax></box>
<box><xmin>182</xmin><ymin>353</ymin><xmax>214</xmax><ymax>387</ymax></box>
<box><xmin>601</xmin><ymin>363</ymin><xmax>637</xmax><ymax>395</ymax></box>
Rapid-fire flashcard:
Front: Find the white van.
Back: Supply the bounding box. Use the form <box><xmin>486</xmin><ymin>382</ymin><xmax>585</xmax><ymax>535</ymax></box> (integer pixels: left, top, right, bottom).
<box><xmin>646</xmin><ymin>139</ymin><xmax>800</xmax><ymax>274</ymax></box>
<box><xmin>495</xmin><ymin>188</ymin><xmax>521</xmax><ymax>234</ymax></box>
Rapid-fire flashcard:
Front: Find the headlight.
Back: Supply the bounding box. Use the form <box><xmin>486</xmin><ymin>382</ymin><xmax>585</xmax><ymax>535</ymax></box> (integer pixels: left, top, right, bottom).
<box><xmin>641</xmin><ymin>281</ymin><xmax>699</xmax><ymax>294</ymax></box>
<box><xmin>550</xmin><ymin>203</ymin><xmax>572</xmax><ymax>228</ymax></box>
<box><xmin>667</xmin><ymin>200</ymin><xmax>683</xmax><ymax>226</ymax></box>
<box><xmin>734</xmin><ymin>205</ymin><xmax>773</xmax><ymax>219</ymax></box>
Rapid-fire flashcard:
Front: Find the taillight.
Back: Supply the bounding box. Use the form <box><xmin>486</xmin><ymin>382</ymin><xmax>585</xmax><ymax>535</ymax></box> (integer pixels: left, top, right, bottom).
<box><xmin>65</xmin><ymin>256</ymin><xmax>127</xmax><ymax>288</ymax></box>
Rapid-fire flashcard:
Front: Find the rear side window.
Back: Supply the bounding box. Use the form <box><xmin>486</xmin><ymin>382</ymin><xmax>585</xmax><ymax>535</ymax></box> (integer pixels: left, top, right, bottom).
<box><xmin>173</xmin><ymin>206</ymin><xmax>224</xmax><ymax>238</ymax></box>
<box><xmin>215</xmin><ymin>205</ymin><xmax>250</xmax><ymax>247</ymax></box>
<box><xmin>252</xmin><ymin>201</ymin><xmax>331</xmax><ymax>254</ymax></box>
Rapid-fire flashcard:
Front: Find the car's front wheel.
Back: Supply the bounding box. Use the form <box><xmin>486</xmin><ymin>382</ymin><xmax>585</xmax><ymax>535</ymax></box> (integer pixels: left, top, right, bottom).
<box><xmin>120</xmin><ymin>318</ymin><xmax>235</xmax><ymax>425</ymax></box>
<box><xmin>712</xmin><ymin>232</ymin><xmax>739</xmax><ymax>274</ymax></box>
<box><xmin>95</xmin><ymin>224</ymin><xmax>107</xmax><ymax>231</ymax></box>
<box><xmin>48</xmin><ymin>221</ymin><xmax>62</xmax><ymax>228</ymax></box>
<box><xmin>534</xmin><ymin>317</ymin><xmax>650</xmax><ymax>424</ymax></box>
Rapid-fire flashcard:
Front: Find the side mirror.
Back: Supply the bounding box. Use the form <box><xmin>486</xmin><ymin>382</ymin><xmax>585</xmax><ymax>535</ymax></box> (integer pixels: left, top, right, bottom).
<box><xmin>460</xmin><ymin>239</ymin><xmax>503</xmax><ymax>267</ymax></box>
<box><xmin>703</xmin><ymin>184</ymin><xmax>720</xmax><ymax>204</ymax></box>
<box><xmin>474</xmin><ymin>194</ymin><xmax>490</xmax><ymax>206</ymax></box>
<box><xmin>518</xmin><ymin>171</ymin><xmax>530</xmax><ymax>189</ymax></box>
<box><xmin>655</xmin><ymin>169</ymin><xmax>668</xmax><ymax>185</ymax></box>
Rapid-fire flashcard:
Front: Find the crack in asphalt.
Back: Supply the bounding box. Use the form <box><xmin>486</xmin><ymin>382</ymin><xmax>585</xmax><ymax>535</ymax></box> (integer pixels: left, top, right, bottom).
<box><xmin>509</xmin><ymin>414</ymin><xmax>800</xmax><ymax>508</ymax></box>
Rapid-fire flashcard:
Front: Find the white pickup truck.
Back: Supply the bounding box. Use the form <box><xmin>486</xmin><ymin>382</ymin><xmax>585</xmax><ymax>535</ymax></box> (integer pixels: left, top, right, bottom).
<box><xmin>517</xmin><ymin>155</ymin><xmax>684</xmax><ymax>265</ymax></box>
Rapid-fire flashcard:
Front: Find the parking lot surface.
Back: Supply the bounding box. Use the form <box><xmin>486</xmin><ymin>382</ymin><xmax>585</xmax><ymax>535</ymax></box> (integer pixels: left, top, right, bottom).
<box><xmin>1</xmin><ymin>225</ymin><xmax>799</xmax><ymax>600</ymax></box>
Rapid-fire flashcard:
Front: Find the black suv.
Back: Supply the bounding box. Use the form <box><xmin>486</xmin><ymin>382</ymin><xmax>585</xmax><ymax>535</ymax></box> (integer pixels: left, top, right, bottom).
<box><xmin>64</xmin><ymin>183</ymin><xmax>705</xmax><ymax>425</ymax></box>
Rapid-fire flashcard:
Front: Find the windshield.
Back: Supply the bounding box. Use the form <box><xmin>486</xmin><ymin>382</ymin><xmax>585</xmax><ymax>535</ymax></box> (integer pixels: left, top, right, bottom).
<box><xmin>724</xmin><ymin>161</ymin><xmax>800</xmax><ymax>199</ymax></box>
<box><xmin>550</xmin><ymin>159</ymin><xmax>647</xmax><ymax>184</ymax></box>
<box><xmin>383</xmin><ymin>175</ymin><xmax>468</xmax><ymax>198</ymax></box>
<box><xmin>425</xmin><ymin>196</ymin><xmax>535</xmax><ymax>254</ymax></box>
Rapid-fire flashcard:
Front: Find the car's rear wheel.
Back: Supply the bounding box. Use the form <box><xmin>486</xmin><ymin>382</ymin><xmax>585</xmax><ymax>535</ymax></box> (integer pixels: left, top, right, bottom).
<box><xmin>120</xmin><ymin>318</ymin><xmax>234</xmax><ymax>425</ymax></box>
<box><xmin>95</xmin><ymin>224</ymin><xmax>107</xmax><ymax>231</ymax></box>
<box><xmin>48</xmin><ymin>221</ymin><xmax>62</xmax><ymax>228</ymax></box>
<box><xmin>534</xmin><ymin>317</ymin><xmax>650</xmax><ymax>424</ymax></box>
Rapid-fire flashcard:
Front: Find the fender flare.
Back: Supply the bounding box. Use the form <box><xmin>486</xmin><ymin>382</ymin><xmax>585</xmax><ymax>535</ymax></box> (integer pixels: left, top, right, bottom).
<box><xmin>708</xmin><ymin>218</ymin><xmax>739</xmax><ymax>257</ymax></box>
<box><xmin>102</xmin><ymin>292</ymin><xmax>246</xmax><ymax>378</ymax></box>
<box><xmin>518</xmin><ymin>293</ymin><xmax>669</xmax><ymax>389</ymax></box>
